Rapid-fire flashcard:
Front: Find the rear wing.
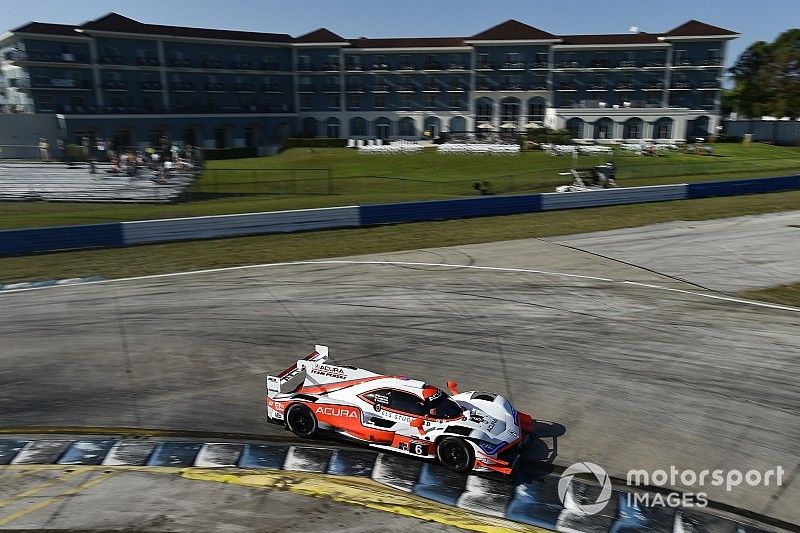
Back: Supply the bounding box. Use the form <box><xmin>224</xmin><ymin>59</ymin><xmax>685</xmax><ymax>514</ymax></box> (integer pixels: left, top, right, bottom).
<box><xmin>266</xmin><ymin>344</ymin><xmax>329</xmax><ymax>399</ymax></box>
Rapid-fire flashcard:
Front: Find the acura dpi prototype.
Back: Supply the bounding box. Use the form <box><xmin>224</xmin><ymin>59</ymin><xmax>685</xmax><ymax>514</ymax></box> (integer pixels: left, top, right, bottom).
<box><xmin>265</xmin><ymin>345</ymin><xmax>534</xmax><ymax>474</ymax></box>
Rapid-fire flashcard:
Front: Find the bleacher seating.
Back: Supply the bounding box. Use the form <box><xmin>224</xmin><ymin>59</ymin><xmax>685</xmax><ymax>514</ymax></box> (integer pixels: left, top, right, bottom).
<box><xmin>0</xmin><ymin>162</ymin><xmax>198</xmax><ymax>203</ymax></box>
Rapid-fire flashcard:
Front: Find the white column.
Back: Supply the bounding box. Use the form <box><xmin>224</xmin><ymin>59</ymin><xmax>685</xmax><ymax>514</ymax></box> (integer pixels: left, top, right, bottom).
<box><xmin>88</xmin><ymin>40</ymin><xmax>103</xmax><ymax>107</ymax></box>
<box><xmin>584</xmin><ymin>120</ymin><xmax>594</xmax><ymax>141</ymax></box>
<box><xmin>643</xmin><ymin>121</ymin><xmax>654</xmax><ymax>140</ymax></box>
<box><xmin>662</xmin><ymin>45</ymin><xmax>672</xmax><ymax>108</ymax></box>
<box><xmin>156</xmin><ymin>40</ymin><xmax>169</xmax><ymax>108</ymax></box>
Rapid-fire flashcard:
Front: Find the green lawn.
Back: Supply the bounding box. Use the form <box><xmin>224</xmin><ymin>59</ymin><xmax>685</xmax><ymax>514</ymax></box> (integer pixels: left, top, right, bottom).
<box><xmin>1</xmin><ymin>143</ymin><xmax>799</xmax><ymax>230</ymax></box>
<box><xmin>2</xmin><ymin>190</ymin><xmax>799</xmax><ymax>284</ymax></box>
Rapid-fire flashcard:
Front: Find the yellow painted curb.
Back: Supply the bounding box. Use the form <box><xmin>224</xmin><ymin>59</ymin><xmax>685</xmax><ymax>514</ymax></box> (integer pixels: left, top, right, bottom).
<box><xmin>0</xmin><ymin>465</ymin><xmax>552</xmax><ymax>533</ymax></box>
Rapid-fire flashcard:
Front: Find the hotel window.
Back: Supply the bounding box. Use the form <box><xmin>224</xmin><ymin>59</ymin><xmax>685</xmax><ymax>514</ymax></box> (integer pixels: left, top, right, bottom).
<box><xmin>328</xmin><ymin>94</ymin><xmax>340</xmax><ymax>109</ymax></box>
<box><xmin>348</xmin><ymin>94</ymin><xmax>361</xmax><ymax>108</ymax></box>
<box><xmin>533</xmin><ymin>52</ymin><xmax>548</xmax><ymax>66</ymax></box>
<box><xmin>702</xmin><ymin>93</ymin><xmax>715</xmax><ymax>108</ymax></box>
<box><xmin>38</xmin><ymin>95</ymin><xmax>54</xmax><ymax>111</ymax></box>
<box><xmin>478</xmin><ymin>53</ymin><xmax>490</xmax><ymax>67</ymax></box>
<box><xmin>263</xmin><ymin>54</ymin><xmax>275</xmax><ymax>68</ymax></box>
<box><xmin>592</xmin><ymin>52</ymin><xmax>607</xmax><ymax>68</ymax></box>
<box><xmin>328</xmin><ymin>54</ymin><xmax>339</xmax><ymax>67</ymax></box>
<box><xmin>504</xmin><ymin>52</ymin><xmax>521</xmax><ymax>66</ymax></box>
<box><xmin>374</xmin><ymin>93</ymin><xmax>387</xmax><ymax>108</ymax></box>
<box><xmin>648</xmin><ymin>92</ymin><xmax>662</xmax><ymax>107</ymax></box>
<box><xmin>674</xmin><ymin>49</ymin><xmax>687</xmax><ymax>65</ymax></box>
<box><xmin>104</xmin><ymin>47</ymin><xmax>120</xmax><ymax>57</ymax></box>
<box><xmin>300</xmin><ymin>93</ymin><xmax>312</xmax><ymax>110</ymax></box>
<box><xmin>298</xmin><ymin>55</ymin><xmax>311</xmax><ymax>69</ymax></box>
<box><xmin>424</xmin><ymin>93</ymin><xmax>436</xmax><ymax>108</ymax></box>
<box><xmin>448</xmin><ymin>93</ymin><xmax>461</xmax><ymax>109</ymax></box>
<box><xmin>399</xmin><ymin>54</ymin><xmax>412</xmax><ymax>68</ymax></box>
<box><xmin>373</xmin><ymin>55</ymin><xmax>386</xmax><ymax>68</ymax></box>
<box><xmin>399</xmin><ymin>93</ymin><xmax>412</xmax><ymax>108</ymax></box>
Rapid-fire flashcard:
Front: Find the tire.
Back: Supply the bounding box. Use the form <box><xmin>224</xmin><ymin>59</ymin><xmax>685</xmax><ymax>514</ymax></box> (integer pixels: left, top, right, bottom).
<box><xmin>436</xmin><ymin>436</ymin><xmax>475</xmax><ymax>473</ymax></box>
<box><xmin>285</xmin><ymin>403</ymin><xmax>318</xmax><ymax>438</ymax></box>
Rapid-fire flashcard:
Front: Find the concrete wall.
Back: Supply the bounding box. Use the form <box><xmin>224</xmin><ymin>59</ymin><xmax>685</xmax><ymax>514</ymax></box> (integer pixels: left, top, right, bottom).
<box><xmin>723</xmin><ymin>120</ymin><xmax>800</xmax><ymax>145</ymax></box>
<box><xmin>0</xmin><ymin>114</ymin><xmax>61</xmax><ymax>157</ymax></box>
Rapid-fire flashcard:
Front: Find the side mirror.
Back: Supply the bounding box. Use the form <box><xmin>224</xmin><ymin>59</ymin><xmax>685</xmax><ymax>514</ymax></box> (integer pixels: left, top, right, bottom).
<box><xmin>447</xmin><ymin>380</ymin><xmax>459</xmax><ymax>395</ymax></box>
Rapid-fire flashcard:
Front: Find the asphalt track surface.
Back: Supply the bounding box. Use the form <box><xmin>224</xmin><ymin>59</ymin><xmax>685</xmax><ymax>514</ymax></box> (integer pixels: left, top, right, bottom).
<box><xmin>1</xmin><ymin>216</ymin><xmax>799</xmax><ymax>527</ymax></box>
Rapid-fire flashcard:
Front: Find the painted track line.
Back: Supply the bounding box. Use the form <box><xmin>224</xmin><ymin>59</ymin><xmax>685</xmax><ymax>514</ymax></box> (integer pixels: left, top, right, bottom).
<box><xmin>0</xmin><ymin>259</ymin><xmax>798</xmax><ymax>313</ymax></box>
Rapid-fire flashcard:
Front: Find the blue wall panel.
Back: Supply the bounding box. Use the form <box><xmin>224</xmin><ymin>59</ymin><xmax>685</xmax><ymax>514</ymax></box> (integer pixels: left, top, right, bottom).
<box><xmin>360</xmin><ymin>194</ymin><xmax>542</xmax><ymax>225</ymax></box>
<box><xmin>540</xmin><ymin>184</ymin><xmax>687</xmax><ymax>211</ymax></box>
<box><xmin>0</xmin><ymin>223</ymin><xmax>123</xmax><ymax>256</ymax></box>
<box><xmin>687</xmin><ymin>175</ymin><xmax>800</xmax><ymax>199</ymax></box>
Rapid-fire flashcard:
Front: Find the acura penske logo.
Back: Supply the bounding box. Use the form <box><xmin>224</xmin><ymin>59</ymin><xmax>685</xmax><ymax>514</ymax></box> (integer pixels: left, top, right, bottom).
<box><xmin>558</xmin><ymin>462</ymin><xmax>612</xmax><ymax>516</ymax></box>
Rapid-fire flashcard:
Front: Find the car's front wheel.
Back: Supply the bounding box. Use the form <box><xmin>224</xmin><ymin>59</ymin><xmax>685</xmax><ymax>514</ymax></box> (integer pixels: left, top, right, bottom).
<box><xmin>285</xmin><ymin>403</ymin><xmax>318</xmax><ymax>438</ymax></box>
<box><xmin>436</xmin><ymin>436</ymin><xmax>474</xmax><ymax>473</ymax></box>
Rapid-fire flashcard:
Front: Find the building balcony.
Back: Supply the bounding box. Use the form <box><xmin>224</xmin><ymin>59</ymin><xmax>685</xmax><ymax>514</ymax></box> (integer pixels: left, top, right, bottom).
<box><xmin>618</xmin><ymin>60</ymin><xmax>638</xmax><ymax>68</ymax></box>
<box><xmin>644</xmin><ymin>61</ymin><xmax>665</xmax><ymax>68</ymax></box>
<box><xmin>698</xmin><ymin>58</ymin><xmax>723</xmax><ymax>67</ymax></box>
<box><xmin>670</xmin><ymin>82</ymin><xmax>693</xmax><ymax>89</ymax></box>
<box><xmin>170</xmin><ymin>58</ymin><xmax>192</xmax><ymax>68</ymax></box>
<box><xmin>346</xmin><ymin>84</ymin><xmax>365</xmax><ymax>93</ymax></box>
<box><xmin>476</xmin><ymin>62</ymin><xmax>495</xmax><ymax>70</ymax></box>
<box><xmin>136</xmin><ymin>57</ymin><xmax>160</xmax><ymax>67</ymax></box>
<box><xmin>398</xmin><ymin>63</ymin><xmax>417</xmax><ymax>71</ymax></box>
<box><xmin>475</xmin><ymin>83</ymin><xmax>492</xmax><ymax>91</ymax></box>
<box><xmin>422</xmin><ymin>84</ymin><xmax>441</xmax><ymax>92</ymax></box>
<box><xmin>530</xmin><ymin>83</ymin><xmax>548</xmax><ymax>91</ymax></box>
<box><xmin>530</xmin><ymin>61</ymin><xmax>549</xmax><ymax>69</ymax></box>
<box><xmin>233</xmin><ymin>83</ymin><xmax>255</xmax><ymax>92</ymax></box>
<box><xmin>396</xmin><ymin>85</ymin><xmax>415</xmax><ymax>92</ymax></box>
<box><xmin>559</xmin><ymin>61</ymin><xmax>582</xmax><ymax>69</ymax></box>
<box><xmin>642</xmin><ymin>82</ymin><xmax>665</xmax><ymax>90</ymax></box>
<box><xmin>231</xmin><ymin>61</ymin><xmax>253</xmax><ymax>70</ymax></box>
<box><xmin>203</xmin><ymin>82</ymin><xmax>226</xmax><ymax>92</ymax></box>
<box><xmin>672</xmin><ymin>59</ymin><xmax>694</xmax><ymax>67</ymax></box>
<box><xmin>297</xmin><ymin>84</ymin><xmax>315</xmax><ymax>92</ymax></box>
<box><xmin>424</xmin><ymin>62</ymin><xmax>443</xmax><ymax>71</ymax></box>
<box><xmin>614</xmin><ymin>82</ymin><xmax>635</xmax><ymax>91</ymax></box>
<box><xmin>447</xmin><ymin>84</ymin><xmax>465</xmax><ymax>92</ymax></box>
<box><xmin>202</xmin><ymin>59</ymin><xmax>224</xmax><ymax>69</ymax></box>
<box><xmin>170</xmin><ymin>81</ymin><xmax>193</xmax><ymax>92</ymax></box>
<box><xmin>370</xmin><ymin>63</ymin><xmax>391</xmax><ymax>71</ymax></box>
<box><xmin>140</xmin><ymin>81</ymin><xmax>164</xmax><ymax>91</ymax></box>
<box><xmin>372</xmin><ymin>84</ymin><xmax>390</xmax><ymax>92</ymax></box>
<box><xmin>698</xmin><ymin>81</ymin><xmax>721</xmax><ymax>89</ymax></box>
<box><xmin>587</xmin><ymin>83</ymin><xmax>609</xmax><ymax>91</ymax></box>
<box><xmin>322</xmin><ymin>62</ymin><xmax>340</xmax><ymax>71</ymax></box>
<box><xmin>345</xmin><ymin>63</ymin><xmax>364</xmax><ymax>71</ymax></box>
<box><xmin>447</xmin><ymin>63</ymin><xmax>466</xmax><ymax>70</ymax></box>
<box><xmin>556</xmin><ymin>83</ymin><xmax>577</xmax><ymax>91</ymax></box>
<box><xmin>4</xmin><ymin>51</ymin><xmax>89</xmax><ymax>64</ymax></box>
<box><xmin>501</xmin><ymin>83</ymin><xmax>524</xmax><ymax>91</ymax></box>
<box><xmin>103</xmin><ymin>80</ymin><xmax>127</xmax><ymax>91</ymax></box>
<box><xmin>45</xmin><ymin>103</ymin><xmax>296</xmax><ymax>115</ymax></box>
<box><xmin>99</xmin><ymin>55</ymin><xmax>124</xmax><ymax>65</ymax></box>
<box><xmin>500</xmin><ymin>62</ymin><xmax>525</xmax><ymax>70</ymax></box>
<box><xmin>323</xmin><ymin>84</ymin><xmax>341</xmax><ymax>92</ymax></box>
<box><xmin>16</xmin><ymin>78</ymin><xmax>91</xmax><ymax>90</ymax></box>
<box><xmin>589</xmin><ymin>61</ymin><xmax>610</xmax><ymax>69</ymax></box>
<box><xmin>261</xmin><ymin>61</ymin><xmax>280</xmax><ymax>70</ymax></box>
<box><xmin>262</xmin><ymin>83</ymin><xmax>281</xmax><ymax>92</ymax></box>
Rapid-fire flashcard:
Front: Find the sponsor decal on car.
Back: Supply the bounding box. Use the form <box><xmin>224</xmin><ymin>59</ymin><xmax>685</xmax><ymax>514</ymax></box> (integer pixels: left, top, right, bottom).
<box><xmin>316</xmin><ymin>405</ymin><xmax>359</xmax><ymax>418</ymax></box>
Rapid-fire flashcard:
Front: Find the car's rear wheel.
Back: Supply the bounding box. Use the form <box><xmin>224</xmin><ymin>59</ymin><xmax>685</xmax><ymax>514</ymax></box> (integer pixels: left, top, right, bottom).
<box><xmin>436</xmin><ymin>437</ymin><xmax>474</xmax><ymax>473</ymax></box>
<box><xmin>285</xmin><ymin>403</ymin><xmax>318</xmax><ymax>438</ymax></box>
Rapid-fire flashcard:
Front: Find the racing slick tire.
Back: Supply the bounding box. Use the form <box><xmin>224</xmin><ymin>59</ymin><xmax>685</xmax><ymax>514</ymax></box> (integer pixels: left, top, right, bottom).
<box><xmin>285</xmin><ymin>403</ymin><xmax>318</xmax><ymax>438</ymax></box>
<box><xmin>436</xmin><ymin>436</ymin><xmax>475</xmax><ymax>473</ymax></box>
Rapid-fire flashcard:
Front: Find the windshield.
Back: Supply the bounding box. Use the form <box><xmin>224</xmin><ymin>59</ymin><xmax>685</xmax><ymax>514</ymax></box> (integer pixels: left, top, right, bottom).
<box><xmin>424</xmin><ymin>393</ymin><xmax>463</xmax><ymax>419</ymax></box>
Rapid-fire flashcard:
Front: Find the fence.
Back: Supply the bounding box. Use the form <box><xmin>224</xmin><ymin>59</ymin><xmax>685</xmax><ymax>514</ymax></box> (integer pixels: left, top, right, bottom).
<box><xmin>1</xmin><ymin>174</ymin><xmax>798</xmax><ymax>257</ymax></box>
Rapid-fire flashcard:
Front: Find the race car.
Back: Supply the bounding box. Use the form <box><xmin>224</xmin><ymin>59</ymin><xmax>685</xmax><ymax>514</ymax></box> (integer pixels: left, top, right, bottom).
<box><xmin>265</xmin><ymin>345</ymin><xmax>534</xmax><ymax>474</ymax></box>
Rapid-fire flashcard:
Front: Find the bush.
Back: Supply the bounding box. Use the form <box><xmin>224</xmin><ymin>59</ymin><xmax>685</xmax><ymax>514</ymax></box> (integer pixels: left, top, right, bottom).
<box><xmin>66</xmin><ymin>144</ymin><xmax>88</xmax><ymax>161</ymax></box>
<box><xmin>283</xmin><ymin>138</ymin><xmax>348</xmax><ymax>148</ymax></box>
<box><xmin>203</xmin><ymin>147</ymin><xmax>258</xmax><ymax>160</ymax></box>
<box><xmin>525</xmin><ymin>128</ymin><xmax>573</xmax><ymax>145</ymax></box>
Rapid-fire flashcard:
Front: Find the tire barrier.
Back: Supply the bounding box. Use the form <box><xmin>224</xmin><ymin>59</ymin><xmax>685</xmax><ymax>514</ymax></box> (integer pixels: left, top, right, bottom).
<box><xmin>1</xmin><ymin>175</ymin><xmax>798</xmax><ymax>257</ymax></box>
<box><xmin>0</xmin><ymin>438</ymin><xmax>774</xmax><ymax>533</ymax></box>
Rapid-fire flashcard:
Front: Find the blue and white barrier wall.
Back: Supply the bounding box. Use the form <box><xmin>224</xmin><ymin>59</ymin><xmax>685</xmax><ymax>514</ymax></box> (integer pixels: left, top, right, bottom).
<box><xmin>0</xmin><ymin>174</ymin><xmax>798</xmax><ymax>256</ymax></box>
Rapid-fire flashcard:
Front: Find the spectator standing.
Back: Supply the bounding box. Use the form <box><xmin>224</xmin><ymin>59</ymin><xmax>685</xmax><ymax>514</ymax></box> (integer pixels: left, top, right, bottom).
<box><xmin>57</xmin><ymin>138</ymin><xmax>66</xmax><ymax>163</ymax></box>
<box><xmin>38</xmin><ymin>137</ymin><xmax>50</xmax><ymax>162</ymax></box>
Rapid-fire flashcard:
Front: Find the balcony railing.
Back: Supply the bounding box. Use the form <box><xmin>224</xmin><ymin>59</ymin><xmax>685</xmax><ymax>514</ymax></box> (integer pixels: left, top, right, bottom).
<box><xmin>319</xmin><ymin>62</ymin><xmax>338</xmax><ymax>71</ymax></box>
<box><xmin>699</xmin><ymin>80</ymin><xmax>721</xmax><ymax>89</ymax></box>
<box><xmin>673</xmin><ymin>58</ymin><xmax>694</xmax><ymax>66</ymax></box>
<box><xmin>297</xmin><ymin>84</ymin><xmax>315</xmax><ymax>92</ymax></box>
<box><xmin>589</xmin><ymin>60</ymin><xmax>610</xmax><ymax>68</ymax></box>
<box><xmin>423</xmin><ymin>84</ymin><xmax>441</xmax><ymax>92</ymax></box>
<box><xmin>202</xmin><ymin>59</ymin><xmax>223</xmax><ymax>69</ymax></box>
<box><xmin>447</xmin><ymin>84</ymin><xmax>465</xmax><ymax>92</ymax></box>
<box><xmin>345</xmin><ymin>63</ymin><xmax>363</xmax><ymax>71</ymax></box>
<box><xmin>140</xmin><ymin>81</ymin><xmax>164</xmax><ymax>91</ymax></box>
<box><xmin>397</xmin><ymin>84</ymin><xmax>415</xmax><ymax>92</ymax></box>
<box><xmin>171</xmin><ymin>81</ymin><xmax>193</xmax><ymax>91</ymax></box>
<box><xmin>346</xmin><ymin>84</ymin><xmax>365</xmax><ymax>92</ymax></box>
<box><xmin>398</xmin><ymin>63</ymin><xmax>416</xmax><ymax>71</ymax></box>
<box><xmin>502</xmin><ymin>83</ymin><xmax>524</xmax><ymax>91</ymax></box>
<box><xmin>372</xmin><ymin>84</ymin><xmax>389</xmax><ymax>92</ymax></box>
<box><xmin>530</xmin><ymin>83</ymin><xmax>548</xmax><ymax>91</ymax></box>
<box><xmin>262</xmin><ymin>83</ymin><xmax>281</xmax><ymax>92</ymax></box>
<box><xmin>698</xmin><ymin>58</ymin><xmax>723</xmax><ymax>66</ymax></box>
<box><xmin>530</xmin><ymin>61</ymin><xmax>549</xmax><ymax>69</ymax></box>
<box><xmin>557</xmin><ymin>83</ymin><xmax>577</xmax><ymax>91</ymax></box>
<box><xmin>560</xmin><ymin>61</ymin><xmax>581</xmax><ymax>68</ymax></box>
<box><xmin>371</xmin><ymin>63</ymin><xmax>391</xmax><ymax>71</ymax></box>
<box><xmin>203</xmin><ymin>82</ymin><xmax>226</xmax><ymax>92</ymax></box>
<box><xmin>643</xmin><ymin>81</ymin><xmax>664</xmax><ymax>89</ymax></box>
<box><xmin>103</xmin><ymin>80</ymin><xmax>127</xmax><ymax>90</ymax></box>
<box><xmin>615</xmin><ymin>82</ymin><xmax>635</xmax><ymax>90</ymax></box>
<box><xmin>323</xmin><ymin>84</ymin><xmax>341</xmax><ymax>92</ymax></box>
<box><xmin>587</xmin><ymin>82</ymin><xmax>608</xmax><ymax>90</ymax></box>
<box><xmin>17</xmin><ymin>78</ymin><xmax>91</xmax><ymax>89</ymax></box>
<box><xmin>4</xmin><ymin>51</ymin><xmax>89</xmax><ymax>63</ymax></box>
<box><xmin>231</xmin><ymin>61</ymin><xmax>253</xmax><ymax>70</ymax></box>
<box><xmin>233</xmin><ymin>83</ymin><xmax>255</xmax><ymax>92</ymax></box>
<box><xmin>170</xmin><ymin>58</ymin><xmax>192</xmax><ymax>68</ymax></box>
<box><xmin>99</xmin><ymin>55</ymin><xmax>124</xmax><ymax>65</ymax></box>
<box><xmin>447</xmin><ymin>63</ymin><xmax>466</xmax><ymax>70</ymax></box>
<box><xmin>475</xmin><ymin>83</ymin><xmax>492</xmax><ymax>91</ymax></box>
<box><xmin>645</xmin><ymin>61</ymin><xmax>665</xmax><ymax>67</ymax></box>
<box><xmin>424</xmin><ymin>62</ymin><xmax>442</xmax><ymax>70</ymax></box>
<box><xmin>296</xmin><ymin>63</ymin><xmax>314</xmax><ymax>71</ymax></box>
<box><xmin>670</xmin><ymin>81</ymin><xmax>693</xmax><ymax>89</ymax></box>
<box><xmin>476</xmin><ymin>62</ymin><xmax>494</xmax><ymax>70</ymax></box>
<box><xmin>137</xmin><ymin>57</ymin><xmax>160</xmax><ymax>67</ymax></box>
<box><xmin>261</xmin><ymin>61</ymin><xmax>280</xmax><ymax>70</ymax></box>
<box><xmin>501</xmin><ymin>62</ymin><xmax>525</xmax><ymax>70</ymax></box>
<box><xmin>618</xmin><ymin>60</ymin><xmax>638</xmax><ymax>68</ymax></box>
<box><xmin>32</xmin><ymin>103</ymin><xmax>295</xmax><ymax>115</ymax></box>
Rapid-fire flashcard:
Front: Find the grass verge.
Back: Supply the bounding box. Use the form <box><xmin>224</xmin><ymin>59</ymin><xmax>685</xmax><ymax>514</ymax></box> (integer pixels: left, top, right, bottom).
<box><xmin>740</xmin><ymin>282</ymin><xmax>800</xmax><ymax>307</ymax></box>
<box><xmin>1</xmin><ymin>191</ymin><xmax>799</xmax><ymax>284</ymax></box>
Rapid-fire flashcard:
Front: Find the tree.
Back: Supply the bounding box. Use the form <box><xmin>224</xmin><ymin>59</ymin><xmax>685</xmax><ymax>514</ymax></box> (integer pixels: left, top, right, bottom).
<box><xmin>729</xmin><ymin>30</ymin><xmax>800</xmax><ymax>118</ymax></box>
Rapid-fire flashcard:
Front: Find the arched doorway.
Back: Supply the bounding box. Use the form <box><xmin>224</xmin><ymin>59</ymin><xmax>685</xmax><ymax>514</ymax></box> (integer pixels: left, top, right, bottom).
<box><xmin>349</xmin><ymin>116</ymin><xmax>367</xmax><ymax>137</ymax></box>
<box><xmin>148</xmin><ymin>125</ymin><xmax>171</xmax><ymax>147</ymax></box>
<box><xmin>423</xmin><ymin>116</ymin><xmax>441</xmax><ymax>138</ymax></box>
<box><xmin>324</xmin><ymin>117</ymin><xmax>341</xmax><ymax>138</ymax></box>
<box><xmin>475</xmin><ymin>97</ymin><xmax>493</xmax><ymax>125</ymax></box>
<box><xmin>593</xmin><ymin>117</ymin><xmax>614</xmax><ymax>140</ymax></box>
<box><xmin>398</xmin><ymin>117</ymin><xmax>415</xmax><ymax>138</ymax></box>
<box><xmin>213</xmin><ymin>125</ymin><xmax>232</xmax><ymax>148</ymax></box>
<box><xmin>111</xmin><ymin>127</ymin><xmax>135</xmax><ymax>150</ymax></box>
<box><xmin>183</xmin><ymin>125</ymin><xmax>204</xmax><ymax>147</ymax></box>
<box><xmin>527</xmin><ymin>97</ymin><xmax>546</xmax><ymax>125</ymax></box>
<box><xmin>374</xmin><ymin>117</ymin><xmax>391</xmax><ymax>140</ymax></box>
<box><xmin>244</xmin><ymin>124</ymin><xmax>265</xmax><ymax>147</ymax></box>
<box><xmin>623</xmin><ymin>118</ymin><xmax>643</xmax><ymax>140</ymax></box>
<box><xmin>567</xmin><ymin>118</ymin><xmax>584</xmax><ymax>140</ymax></box>
<box><xmin>276</xmin><ymin>122</ymin><xmax>291</xmax><ymax>139</ymax></box>
<box><xmin>449</xmin><ymin>116</ymin><xmax>467</xmax><ymax>134</ymax></box>
<box><xmin>654</xmin><ymin>117</ymin><xmax>674</xmax><ymax>140</ymax></box>
<box><xmin>302</xmin><ymin>117</ymin><xmax>317</xmax><ymax>137</ymax></box>
<box><xmin>690</xmin><ymin>116</ymin><xmax>710</xmax><ymax>139</ymax></box>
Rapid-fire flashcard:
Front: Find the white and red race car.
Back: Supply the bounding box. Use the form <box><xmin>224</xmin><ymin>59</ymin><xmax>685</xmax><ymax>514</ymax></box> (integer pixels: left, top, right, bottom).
<box><xmin>265</xmin><ymin>345</ymin><xmax>534</xmax><ymax>474</ymax></box>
